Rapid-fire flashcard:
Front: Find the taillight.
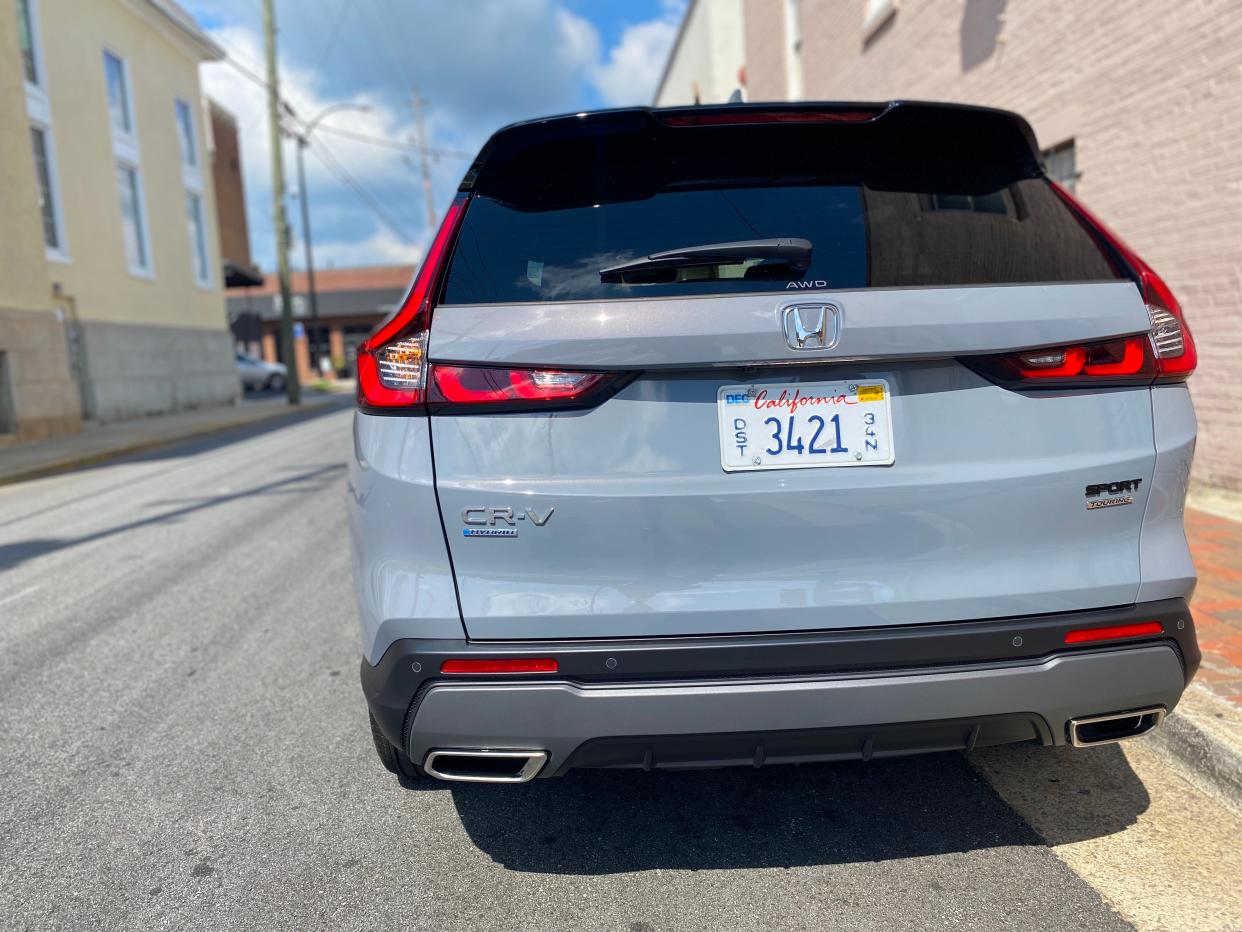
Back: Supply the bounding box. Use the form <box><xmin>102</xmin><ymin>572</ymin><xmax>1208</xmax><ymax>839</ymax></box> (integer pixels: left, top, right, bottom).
<box><xmin>427</xmin><ymin>364</ymin><xmax>628</xmax><ymax>413</ymax></box>
<box><xmin>964</xmin><ymin>181</ymin><xmax>1197</xmax><ymax>390</ymax></box>
<box><xmin>966</xmin><ymin>335</ymin><xmax>1158</xmax><ymax>389</ymax></box>
<box><xmin>356</xmin><ymin>196</ymin><xmax>468</xmax><ymax>409</ymax></box>
<box><xmin>1049</xmin><ymin>181</ymin><xmax>1197</xmax><ymax>383</ymax></box>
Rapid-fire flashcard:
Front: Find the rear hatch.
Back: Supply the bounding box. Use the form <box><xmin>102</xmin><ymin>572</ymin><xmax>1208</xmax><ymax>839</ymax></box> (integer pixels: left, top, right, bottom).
<box><xmin>424</xmin><ymin>103</ymin><xmax>1160</xmax><ymax>640</ymax></box>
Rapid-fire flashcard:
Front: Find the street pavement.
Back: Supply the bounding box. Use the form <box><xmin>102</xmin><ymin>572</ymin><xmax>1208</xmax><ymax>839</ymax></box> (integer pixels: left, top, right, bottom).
<box><xmin>0</xmin><ymin>408</ymin><xmax>1238</xmax><ymax>931</ymax></box>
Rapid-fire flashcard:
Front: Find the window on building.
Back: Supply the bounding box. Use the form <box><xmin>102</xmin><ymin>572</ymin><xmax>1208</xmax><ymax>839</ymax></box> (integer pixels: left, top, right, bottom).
<box><xmin>176</xmin><ymin>96</ymin><xmax>209</xmax><ymax>285</ymax></box>
<box><xmin>1043</xmin><ymin>139</ymin><xmax>1079</xmax><ymax>193</ymax></box>
<box><xmin>16</xmin><ymin>0</ymin><xmax>38</xmax><ymax>85</ymax></box>
<box><xmin>175</xmin><ymin>97</ymin><xmax>196</xmax><ymax>167</ymax></box>
<box><xmin>103</xmin><ymin>50</ymin><xmax>132</xmax><ymax>135</ymax></box>
<box><xmin>784</xmin><ymin>0</ymin><xmax>803</xmax><ymax>100</ymax></box>
<box><xmin>30</xmin><ymin>125</ymin><xmax>61</xmax><ymax>250</ymax></box>
<box><xmin>21</xmin><ymin>0</ymin><xmax>64</xmax><ymax>260</ymax></box>
<box><xmin>186</xmin><ymin>193</ymin><xmax>210</xmax><ymax>286</ymax></box>
<box><xmin>116</xmin><ymin>163</ymin><xmax>149</xmax><ymax>273</ymax></box>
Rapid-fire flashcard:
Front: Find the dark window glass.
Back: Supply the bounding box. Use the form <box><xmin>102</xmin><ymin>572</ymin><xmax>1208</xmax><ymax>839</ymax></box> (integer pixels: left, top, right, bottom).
<box><xmin>17</xmin><ymin>0</ymin><xmax>37</xmax><ymax>85</ymax></box>
<box><xmin>30</xmin><ymin>126</ymin><xmax>58</xmax><ymax>250</ymax></box>
<box><xmin>443</xmin><ymin>178</ymin><xmax>1120</xmax><ymax>305</ymax></box>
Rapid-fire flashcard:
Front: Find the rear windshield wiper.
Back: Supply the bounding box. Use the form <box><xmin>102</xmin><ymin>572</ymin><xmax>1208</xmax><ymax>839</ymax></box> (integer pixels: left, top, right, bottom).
<box><xmin>599</xmin><ymin>237</ymin><xmax>812</xmax><ymax>283</ymax></box>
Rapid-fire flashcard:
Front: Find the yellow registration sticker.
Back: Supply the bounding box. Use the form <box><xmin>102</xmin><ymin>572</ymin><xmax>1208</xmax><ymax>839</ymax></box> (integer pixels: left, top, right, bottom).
<box><xmin>857</xmin><ymin>384</ymin><xmax>885</xmax><ymax>403</ymax></box>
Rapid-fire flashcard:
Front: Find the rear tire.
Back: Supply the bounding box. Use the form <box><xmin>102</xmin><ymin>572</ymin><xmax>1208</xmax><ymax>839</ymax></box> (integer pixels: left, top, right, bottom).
<box><xmin>266</xmin><ymin>373</ymin><xmax>286</xmax><ymax>393</ymax></box>
<box><xmin>369</xmin><ymin>712</ymin><xmax>424</xmax><ymax>779</ymax></box>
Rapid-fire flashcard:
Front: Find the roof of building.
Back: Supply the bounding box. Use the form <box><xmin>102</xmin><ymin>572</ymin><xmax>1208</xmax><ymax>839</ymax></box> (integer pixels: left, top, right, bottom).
<box><xmin>144</xmin><ymin>0</ymin><xmax>225</xmax><ymax>60</ymax></box>
<box><xmin>243</xmin><ymin>264</ymin><xmax>416</xmax><ymax>297</ymax></box>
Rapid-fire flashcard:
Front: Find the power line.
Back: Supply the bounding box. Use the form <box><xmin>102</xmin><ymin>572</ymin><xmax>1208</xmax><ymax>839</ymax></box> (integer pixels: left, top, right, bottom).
<box><xmin>313</xmin><ymin>122</ymin><xmax>473</xmax><ymax>160</ymax></box>
<box><xmin>314</xmin><ymin>0</ymin><xmax>356</xmax><ymax>72</ymax></box>
<box><xmin>306</xmin><ymin>137</ymin><xmax>415</xmax><ymax>242</ymax></box>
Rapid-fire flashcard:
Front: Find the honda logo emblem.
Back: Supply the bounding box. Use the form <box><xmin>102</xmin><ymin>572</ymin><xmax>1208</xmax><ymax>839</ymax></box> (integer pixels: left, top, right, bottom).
<box><xmin>781</xmin><ymin>303</ymin><xmax>842</xmax><ymax>351</ymax></box>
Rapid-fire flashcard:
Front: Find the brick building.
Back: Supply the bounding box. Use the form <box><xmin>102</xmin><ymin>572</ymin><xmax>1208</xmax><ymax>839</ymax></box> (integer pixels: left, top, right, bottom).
<box><xmin>226</xmin><ymin>265</ymin><xmax>414</xmax><ymax>382</ymax></box>
<box><xmin>657</xmin><ymin>0</ymin><xmax>1242</xmax><ymax>490</ymax></box>
<box><xmin>207</xmin><ymin>99</ymin><xmax>260</xmax><ymax>288</ymax></box>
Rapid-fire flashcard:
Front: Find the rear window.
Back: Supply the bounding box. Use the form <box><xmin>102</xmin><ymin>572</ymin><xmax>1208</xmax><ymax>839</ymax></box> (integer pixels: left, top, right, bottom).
<box><xmin>442</xmin><ymin>111</ymin><xmax>1122</xmax><ymax>305</ymax></box>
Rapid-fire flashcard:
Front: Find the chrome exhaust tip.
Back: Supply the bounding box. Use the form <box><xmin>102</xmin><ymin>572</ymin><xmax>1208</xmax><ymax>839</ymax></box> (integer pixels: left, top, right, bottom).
<box><xmin>423</xmin><ymin>749</ymin><xmax>548</xmax><ymax>783</ymax></box>
<box><xmin>1068</xmin><ymin>706</ymin><xmax>1167</xmax><ymax>748</ymax></box>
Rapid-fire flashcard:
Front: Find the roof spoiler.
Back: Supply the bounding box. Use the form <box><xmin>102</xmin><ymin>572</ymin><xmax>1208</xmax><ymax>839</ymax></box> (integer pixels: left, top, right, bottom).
<box><xmin>459</xmin><ymin>101</ymin><xmax>1041</xmax><ymax>195</ymax></box>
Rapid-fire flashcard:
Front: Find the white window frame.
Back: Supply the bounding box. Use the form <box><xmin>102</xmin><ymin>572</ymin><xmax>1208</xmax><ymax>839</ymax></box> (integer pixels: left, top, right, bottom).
<box><xmin>102</xmin><ymin>48</ymin><xmax>153</xmax><ymax>278</ymax></box>
<box><xmin>174</xmin><ymin>97</ymin><xmax>198</xmax><ymax>174</ymax></box>
<box><xmin>115</xmin><ymin>161</ymin><xmax>154</xmax><ymax>278</ymax></box>
<box><xmin>103</xmin><ymin>48</ymin><xmax>139</xmax><ymax>161</ymax></box>
<box><xmin>30</xmin><ymin>120</ymin><xmax>69</xmax><ymax>261</ymax></box>
<box><xmin>18</xmin><ymin>0</ymin><xmax>46</xmax><ymax>99</ymax></box>
<box><xmin>175</xmin><ymin>96</ymin><xmax>212</xmax><ymax>288</ymax></box>
<box><xmin>20</xmin><ymin>0</ymin><xmax>68</xmax><ymax>262</ymax></box>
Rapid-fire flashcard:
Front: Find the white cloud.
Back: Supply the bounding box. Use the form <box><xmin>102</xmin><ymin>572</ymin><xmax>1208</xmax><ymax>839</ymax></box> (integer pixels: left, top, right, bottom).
<box><xmin>192</xmin><ymin>1</ymin><xmax>687</xmax><ymax>271</ymax></box>
<box><xmin>313</xmin><ymin>228</ymin><xmax>423</xmax><ymax>269</ymax></box>
<box><xmin>591</xmin><ymin>5</ymin><xmax>683</xmax><ymax>107</ymax></box>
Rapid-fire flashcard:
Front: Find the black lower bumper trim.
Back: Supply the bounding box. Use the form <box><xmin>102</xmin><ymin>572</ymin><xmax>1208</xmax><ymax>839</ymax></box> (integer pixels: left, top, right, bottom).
<box><xmin>556</xmin><ymin>713</ymin><xmax>1051</xmax><ymax>775</ymax></box>
<box><xmin>362</xmin><ymin>598</ymin><xmax>1198</xmax><ymax>748</ymax></box>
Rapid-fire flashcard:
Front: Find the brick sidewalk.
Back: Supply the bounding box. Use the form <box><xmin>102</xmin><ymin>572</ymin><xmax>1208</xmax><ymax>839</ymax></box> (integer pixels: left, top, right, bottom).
<box><xmin>1187</xmin><ymin>507</ymin><xmax>1242</xmax><ymax>706</ymax></box>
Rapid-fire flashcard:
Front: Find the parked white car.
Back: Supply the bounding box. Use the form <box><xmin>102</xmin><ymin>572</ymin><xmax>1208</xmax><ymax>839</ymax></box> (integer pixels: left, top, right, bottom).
<box><xmin>235</xmin><ymin>351</ymin><xmax>287</xmax><ymax>393</ymax></box>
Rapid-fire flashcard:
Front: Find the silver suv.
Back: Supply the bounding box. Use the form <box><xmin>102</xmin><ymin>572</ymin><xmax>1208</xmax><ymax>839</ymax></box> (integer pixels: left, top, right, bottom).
<box><xmin>350</xmin><ymin>102</ymin><xmax>1200</xmax><ymax>784</ymax></box>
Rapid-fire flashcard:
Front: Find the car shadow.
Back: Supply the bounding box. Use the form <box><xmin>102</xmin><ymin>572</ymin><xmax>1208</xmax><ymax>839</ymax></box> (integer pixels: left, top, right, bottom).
<box><xmin>440</xmin><ymin>745</ymin><xmax>1148</xmax><ymax>874</ymax></box>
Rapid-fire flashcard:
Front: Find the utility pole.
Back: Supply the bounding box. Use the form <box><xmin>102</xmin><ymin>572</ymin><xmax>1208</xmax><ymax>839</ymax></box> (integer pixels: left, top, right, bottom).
<box><xmin>410</xmin><ymin>88</ymin><xmax>436</xmax><ymax>230</ymax></box>
<box><xmin>263</xmin><ymin>0</ymin><xmax>300</xmax><ymax>405</ymax></box>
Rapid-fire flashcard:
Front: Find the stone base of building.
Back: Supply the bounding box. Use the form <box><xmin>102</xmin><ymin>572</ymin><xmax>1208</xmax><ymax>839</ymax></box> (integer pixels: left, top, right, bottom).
<box><xmin>78</xmin><ymin>320</ymin><xmax>239</xmax><ymax>422</ymax></box>
<box><xmin>0</xmin><ymin>306</ymin><xmax>83</xmax><ymax>442</ymax></box>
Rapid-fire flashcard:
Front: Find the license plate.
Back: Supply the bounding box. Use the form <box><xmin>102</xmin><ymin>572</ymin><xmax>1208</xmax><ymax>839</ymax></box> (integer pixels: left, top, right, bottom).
<box><xmin>717</xmin><ymin>380</ymin><xmax>895</xmax><ymax>472</ymax></box>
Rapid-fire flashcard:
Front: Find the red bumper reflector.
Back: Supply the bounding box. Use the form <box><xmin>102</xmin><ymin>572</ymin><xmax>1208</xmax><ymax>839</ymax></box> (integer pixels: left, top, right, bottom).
<box><xmin>1064</xmin><ymin>621</ymin><xmax>1163</xmax><ymax>644</ymax></box>
<box><xmin>440</xmin><ymin>658</ymin><xmax>559</xmax><ymax>675</ymax></box>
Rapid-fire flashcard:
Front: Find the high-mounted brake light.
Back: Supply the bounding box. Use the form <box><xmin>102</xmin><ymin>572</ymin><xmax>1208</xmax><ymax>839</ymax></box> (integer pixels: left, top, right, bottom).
<box><xmin>1064</xmin><ymin>621</ymin><xmax>1164</xmax><ymax>644</ymax></box>
<box><xmin>1049</xmin><ymin>181</ymin><xmax>1197</xmax><ymax>383</ymax></box>
<box><xmin>357</xmin><ymin>196</ymin><xmax>468</xmax><ymax>408</ymax></box>
<box><xmin>658</xmin><ymin>109</ymin><xmax>879</xmax><ymax>127</ymax></box>
<box><xmin>440</xmin><ymin>658</ymin><xmax>558</xmax><ymax>675</ymax></box>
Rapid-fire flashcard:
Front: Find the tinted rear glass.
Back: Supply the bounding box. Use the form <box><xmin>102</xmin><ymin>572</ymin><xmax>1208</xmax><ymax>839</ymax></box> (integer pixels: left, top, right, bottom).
<box><xmin>442</xmin><ymin>115</ymin><xmax>1121</xmax><ymax>305</ymax></box>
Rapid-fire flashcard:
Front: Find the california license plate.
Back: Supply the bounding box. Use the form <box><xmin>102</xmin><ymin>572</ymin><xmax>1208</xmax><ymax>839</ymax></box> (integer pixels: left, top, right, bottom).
<box><xmin>717</xmin><ymin>380</ymin><xmax>895</xmax><ymax>472</ymax></box>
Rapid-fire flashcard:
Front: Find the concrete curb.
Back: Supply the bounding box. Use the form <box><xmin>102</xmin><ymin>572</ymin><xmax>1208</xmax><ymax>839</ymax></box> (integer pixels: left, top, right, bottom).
<box><xmin>0</xmin><ymin>395</ymin><xmax>352</xmax><ymax>487</ymax></box>
<box><xmin>1148</xmin><ymin>683</ymin><xmax>1242</xmax><ymax>814</ymax></box>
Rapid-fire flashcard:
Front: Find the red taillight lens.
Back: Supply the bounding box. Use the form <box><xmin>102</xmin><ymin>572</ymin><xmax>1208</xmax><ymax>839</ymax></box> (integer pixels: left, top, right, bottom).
<box><xmin>427</xmin><ymin>364</ymin><xmax>625</xmax><ymax>412</ymax></box>
<box><xmin>440</xmin><ymin>658</ymin><xmax>558</xmax><ymax>675</ymax></box>
<box><xmin>357</xmin><ymin>197</ymin><xmax>468</xmax><ymax>409</ymax></box>
<box><xmin>432</xmin><ymin>365</ymin><xmax>605</xmax><ymax>403</ymax></box>
<box><xmin>1064</xmin><ymin>621</ymin><xmax>1164</xmax><ymax>644</ymax></box>
<box><xmin>1049</xmin><ymin>181</ymin><xmax>1196</xmax><ymax>383</ymax></box>
<box><xmin>658</xmin><ymin>108</ymin><xmax>879</xmax><ymax>126</ymax></box>
<box><xmin>969</xmin><ymin>335</ymin><xmax>1158</xmax><ymax>389</ymax></box>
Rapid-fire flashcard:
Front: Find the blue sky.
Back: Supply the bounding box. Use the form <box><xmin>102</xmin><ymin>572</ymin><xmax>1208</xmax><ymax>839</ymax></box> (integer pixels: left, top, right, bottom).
<box><xmin>185</xmin><ymin>0</ymin><xmax>684</xmax><ymax>272</ymax></box>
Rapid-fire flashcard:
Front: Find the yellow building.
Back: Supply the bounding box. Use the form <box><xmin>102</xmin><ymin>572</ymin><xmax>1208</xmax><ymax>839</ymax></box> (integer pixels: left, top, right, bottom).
<box><xmin>4</xmin><ymin>0</ymin><xmax>236</xmax><ymax>430</ymax></box>
<box><xmin>0</xmin><ymin>1</ymin><xmax>79</xmax><ymax>440</ymax></box>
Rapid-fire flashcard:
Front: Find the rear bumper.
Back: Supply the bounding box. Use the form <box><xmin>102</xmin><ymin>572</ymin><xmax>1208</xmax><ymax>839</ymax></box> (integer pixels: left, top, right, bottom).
<box><xmin>361</xmin><ymin>599</ymin><xmax>1198</xmax><ymax>777</ymax></box>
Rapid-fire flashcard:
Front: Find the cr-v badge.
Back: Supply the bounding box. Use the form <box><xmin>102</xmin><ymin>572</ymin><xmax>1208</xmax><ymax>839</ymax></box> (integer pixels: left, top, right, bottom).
<box><xmin>462</xmin><ymin>506</ymin><xmax>554</xmax><ymax>538</ymax></box>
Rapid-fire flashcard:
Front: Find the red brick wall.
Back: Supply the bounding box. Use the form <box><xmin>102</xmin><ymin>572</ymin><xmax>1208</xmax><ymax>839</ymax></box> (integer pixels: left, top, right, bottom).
<box><xmin>742</xmin><ymin>0</ymin><xmax>1242</xmax><ymax>489</ymax></box>
<box><xmin>209</xmin><ymin>101</ymin><xmax>253</xmax><ymax>272</ymax></box>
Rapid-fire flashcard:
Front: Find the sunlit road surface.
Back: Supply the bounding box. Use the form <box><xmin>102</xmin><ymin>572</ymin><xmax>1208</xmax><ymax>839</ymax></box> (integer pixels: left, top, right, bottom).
<box><xmin>0</xmin><ymin>407</ymin><xmax>1238</xmax><ymax>932</ymax></box>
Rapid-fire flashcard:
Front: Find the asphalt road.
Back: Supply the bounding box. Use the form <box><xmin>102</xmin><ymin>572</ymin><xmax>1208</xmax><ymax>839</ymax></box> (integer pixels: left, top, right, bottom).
<box><xmin>0</xmin><ymin>406</ymin><xmax>1237</xmax><ymax>931</ymax></box>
